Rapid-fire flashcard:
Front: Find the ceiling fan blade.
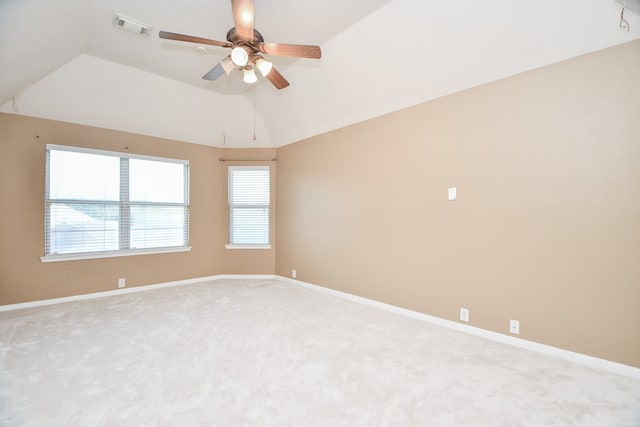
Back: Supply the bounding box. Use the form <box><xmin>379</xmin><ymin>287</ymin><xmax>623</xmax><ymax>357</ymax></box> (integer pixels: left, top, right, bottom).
<box><xmin>265</xmin><ymin>66</ymin><xmax>290</xmax><ymax>90</ymax></box>
<box><xmin>202</xmin><ymin>56</ymin><xmax>235</xmax><ymax>81</ymax></box>
<box><xmin>202</xmin><ymin>63</ymin><xmax>225</xmax><ymax>81</ymax></box>
<box><xmin>159</xmin><ymin>30</ymin><xmax>231</xmax><ymax>48</ymax></box>
<box><xmin>258</xmin><ymin>43</ymin><xmax>321</xmax><ymax>59</ymax></box>
<box><xmin>231</xmin><ymin>0</ymin><xmax>255</xmax><ymax>41</ymax></box>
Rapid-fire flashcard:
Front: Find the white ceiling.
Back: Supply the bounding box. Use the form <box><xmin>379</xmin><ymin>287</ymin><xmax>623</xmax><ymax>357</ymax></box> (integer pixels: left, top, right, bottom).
<box><xmin>1</xmin><ymin>0</ymin><xmax>639</xmax><ymax>148</ymax></box>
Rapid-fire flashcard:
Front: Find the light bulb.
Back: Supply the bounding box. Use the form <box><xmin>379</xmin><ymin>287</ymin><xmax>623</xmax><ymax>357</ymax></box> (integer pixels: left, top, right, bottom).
<box><xmin>230</xmin><ymin>47</ymin><xmax>248</xmax><ymax>67</ymax></box>
<box><xmin>255</xmin><ymin>58</ymin><xmax>273</xmax><ymax>76</ymax></box>
<box><xmin>243</xmin><ymin>67</ymin><xmax>257</xmax><ymax>84</ymax></box>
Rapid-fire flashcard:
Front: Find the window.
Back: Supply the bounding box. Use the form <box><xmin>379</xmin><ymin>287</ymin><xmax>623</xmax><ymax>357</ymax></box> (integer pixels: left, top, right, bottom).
<box><xmin>43</xmin><ymin>145</ymin><xmax>190</xmax><ymax>261</ymax></box>
<box><xmin>227</xmin><ymin>166</ymin><xmax>270</xmax><ymax>248</ymax></box>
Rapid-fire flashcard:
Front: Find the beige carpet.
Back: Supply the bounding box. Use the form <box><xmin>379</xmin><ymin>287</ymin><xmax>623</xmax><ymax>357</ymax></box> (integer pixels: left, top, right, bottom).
<box><xmin>0</xmin><ymin>278</ymin><xmax>639</xmax><ymax>426</ymax></box>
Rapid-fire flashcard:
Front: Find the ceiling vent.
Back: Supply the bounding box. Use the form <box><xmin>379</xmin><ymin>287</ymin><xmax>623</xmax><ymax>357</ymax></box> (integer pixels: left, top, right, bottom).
<box><xmin>113</xmin><ymin>13</ymin><xmax>151</xmax><ymax>36</ymax></box>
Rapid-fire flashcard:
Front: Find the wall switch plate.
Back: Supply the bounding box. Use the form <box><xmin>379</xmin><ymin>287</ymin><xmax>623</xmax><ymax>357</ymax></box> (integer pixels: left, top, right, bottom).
<box><xmin>118</xmin><ymin>278</ymin><xmax>126</xmax><ymax>288</ymax></box>
<box><xmin>448</xmin><ymin>187</ymin><xmax>457</xmax><ymax>201</ymax></box>
<box><xmin>460</xmin><ymin>308</ymin><xmax>469</xmax><ymax>322</ymax></box>
<box><xmin>510</xmin><ymin>319</ymin><xmax>520</xmax><ymax>335</ymax></box>
<box><xmin>292</xmin><ymin>269</ymin><xmax>297</xmax><ymax>279</ymax></box>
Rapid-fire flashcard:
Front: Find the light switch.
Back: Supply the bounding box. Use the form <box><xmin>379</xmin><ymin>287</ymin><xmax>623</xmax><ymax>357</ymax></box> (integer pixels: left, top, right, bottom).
<box><xmin>448</xmin><ymin>187</ymin><xmax>457</xmax><ymax>201</ymax></box>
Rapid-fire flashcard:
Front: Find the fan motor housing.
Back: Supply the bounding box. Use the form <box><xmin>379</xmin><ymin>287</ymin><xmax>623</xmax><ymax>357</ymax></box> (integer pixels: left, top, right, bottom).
<box><xmin>226</xmin><ymin>27</ymin><xmax>265</xmax><ymax>47</ymax></box>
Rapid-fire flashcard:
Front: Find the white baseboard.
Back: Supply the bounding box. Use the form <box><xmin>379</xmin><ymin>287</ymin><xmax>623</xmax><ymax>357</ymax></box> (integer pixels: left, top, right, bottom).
<box><xmin>215</xmin><ymin>274</ymin><xmax>278</xmax><ymax>280</ymax></box>
<box><xmin>277</xmin><ymin>275</ymin><xmax>640</xmax><ymax>380</ymax></box>
<box><xmin>0</xmin><ymin>274</ymin><xmax>277</xmax><ymax>312</ymax></box>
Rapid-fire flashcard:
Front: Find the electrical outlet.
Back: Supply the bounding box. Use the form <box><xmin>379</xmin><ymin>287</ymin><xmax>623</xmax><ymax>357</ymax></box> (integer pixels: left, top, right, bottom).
<box><xmin>292</xmin><ymin>269</ymin><xmax>297</xmax><ymax>279</ymax></box>
<box><xmin>510</xmin><ymin>319</ymin><xmax>520</xmax><ymax>335</ymax></box>
<box><xmin>460</xmin><ymin>308</ymin><xmax>469</xmax><ymax>322</ymax></box>
<box><xmin>118</xmin><ymin>278</ymin><xmax>126</xmax><ymax>288</ymax></box>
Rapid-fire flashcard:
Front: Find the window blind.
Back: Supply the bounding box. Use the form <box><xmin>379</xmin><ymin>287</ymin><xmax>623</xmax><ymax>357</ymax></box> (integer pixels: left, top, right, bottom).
<box><xmin>228</xmin><ymin>166</ymin><xmax>270</xmax><ymax>245</ymax></box>
<box><xmin>45</xmin><ymin>145</ymin><xmax>189</xmax><ymax>259</ymax></box>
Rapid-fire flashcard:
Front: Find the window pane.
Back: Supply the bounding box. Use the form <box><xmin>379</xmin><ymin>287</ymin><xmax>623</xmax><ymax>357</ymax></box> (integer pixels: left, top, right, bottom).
<box><xmin>230</xmin><ymin>207</ymin><xmax>269</xmax><ymax>244</ymax></box>
<box><xmin>49</xmin><ymin>150</ymin><xmax>120</xmax><ymax>201</ymax></box>
<box><xmin>230</xmin><ymin>169</ymin><xmax>269</xmax><ymax>205</ymax></box>
<box><xmin>48</xmin><ymin>203</ymin><xmax>119</xmax><ymax>254</ymax></box>
<box><xmin>130</xmin><ymin>205</ymin><xmax>187</xmax><ymax>249</ymax></box>
<box><xmin>130</xmin><ymin>159</ymin><xmax>185</xmax><ymax>203</ymax></box>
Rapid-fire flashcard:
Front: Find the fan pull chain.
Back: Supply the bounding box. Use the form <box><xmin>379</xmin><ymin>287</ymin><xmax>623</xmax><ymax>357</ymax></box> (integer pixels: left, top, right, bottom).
<box><xmin>252</xmin><ymin>86</ymin><xmax>257</xmax><ymax>141</ymax></box>
<box><xmin>620</xmin><ymin>6</ymin><xmax>630</xmax><ymax>31</ymax></box>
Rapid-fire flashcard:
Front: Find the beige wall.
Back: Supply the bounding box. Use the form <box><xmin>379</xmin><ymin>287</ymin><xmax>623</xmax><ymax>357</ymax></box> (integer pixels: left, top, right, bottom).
<box><xmin>276</xmin><ymin>40</ymin><xmax>640</xmax><ymax>367</ymax></box>
<box><xmin>0</xmin><ymin>114</ymin><xmax>276</xmax><ymax>304</ymax></box>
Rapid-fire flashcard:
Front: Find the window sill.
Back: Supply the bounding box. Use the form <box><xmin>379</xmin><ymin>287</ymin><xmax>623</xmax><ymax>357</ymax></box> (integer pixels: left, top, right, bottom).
<box><xmin>225</xmin><ymin>244</ymin><xmax>272</xmax><ymax>250</ymax></box>
<box><xmin>41</xmin><ymin>246</ymin><xmax>192</xmax><ymax>263</ymax></box>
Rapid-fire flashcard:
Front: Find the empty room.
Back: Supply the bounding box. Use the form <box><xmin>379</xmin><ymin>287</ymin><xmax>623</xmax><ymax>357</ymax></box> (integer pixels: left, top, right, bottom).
<box><xmin>1</xmin><ymin>0</ymin><xmax>639</xmax><ymax>425</ymax></box>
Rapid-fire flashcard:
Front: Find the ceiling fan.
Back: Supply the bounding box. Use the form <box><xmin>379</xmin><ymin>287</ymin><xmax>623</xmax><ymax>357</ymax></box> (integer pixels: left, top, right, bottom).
<box><xmin>159</xmin><ymin>0</ymin><xmax>321</xmax><ymax>90</ymax></box>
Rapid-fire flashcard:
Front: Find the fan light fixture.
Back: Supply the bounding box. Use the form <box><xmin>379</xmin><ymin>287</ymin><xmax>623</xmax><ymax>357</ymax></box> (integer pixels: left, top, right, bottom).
<box><xmin>231</xmin><ymin>47</ymin><xmax>249</xmax><ymax>66</ymax></box>
<box><xmin>243</xmin><ymin>67</ymin><xmax>258</xmax><ymax>84</ymax></box>
<box><xmin>255</xmin><ymin>57</ymin><xmax>272</xmax><ymax>76</ymax></box>
<box><xmin>158</xmin><ymin>0</ymin><xmax>321</xmax><ymax>90</ymax></box>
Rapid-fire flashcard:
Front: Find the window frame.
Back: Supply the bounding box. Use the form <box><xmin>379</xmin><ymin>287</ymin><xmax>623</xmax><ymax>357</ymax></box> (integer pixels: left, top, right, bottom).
<box><xmin>41</xmin><ymin>144</ymin><xmax>191</xmax><ymax>263</ymax></box>
<box><xmin>226</xmin><ymin>165</ymin><xmax>271</xmax><ymax>250</ymax></box>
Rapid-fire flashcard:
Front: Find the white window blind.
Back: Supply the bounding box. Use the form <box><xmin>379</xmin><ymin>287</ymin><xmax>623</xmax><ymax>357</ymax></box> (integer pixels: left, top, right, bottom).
<box><xmin>228</xmin><ymin>166</ymin><xmax>270</xmax><ymax>246</ymax></box>
<box><xmin>44</xmin><ymin>145</ymin><xmax>189</xmax><ymax>260</ymax></box>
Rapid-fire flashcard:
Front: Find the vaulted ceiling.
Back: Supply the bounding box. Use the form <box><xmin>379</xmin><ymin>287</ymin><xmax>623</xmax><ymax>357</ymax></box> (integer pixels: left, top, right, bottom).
<box><xmin>1</xmin><ymin>0</ymin><xmax>638</xmax><ymax>148</ymax></box>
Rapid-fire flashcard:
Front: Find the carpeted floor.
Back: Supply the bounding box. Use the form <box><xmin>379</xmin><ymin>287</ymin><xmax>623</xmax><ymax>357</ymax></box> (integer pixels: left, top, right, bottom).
<box><xmin>0</xmin><ymin>278</ymin><xmax>639</xmax><ymax>426</ymax></box>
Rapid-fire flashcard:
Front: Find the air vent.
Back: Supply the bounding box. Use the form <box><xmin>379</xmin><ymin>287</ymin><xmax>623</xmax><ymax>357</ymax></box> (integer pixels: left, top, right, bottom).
<box><xmin>113</xmin><ymin>13</ymin><xmax>151</xmax><ymax>36</ymax></box>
